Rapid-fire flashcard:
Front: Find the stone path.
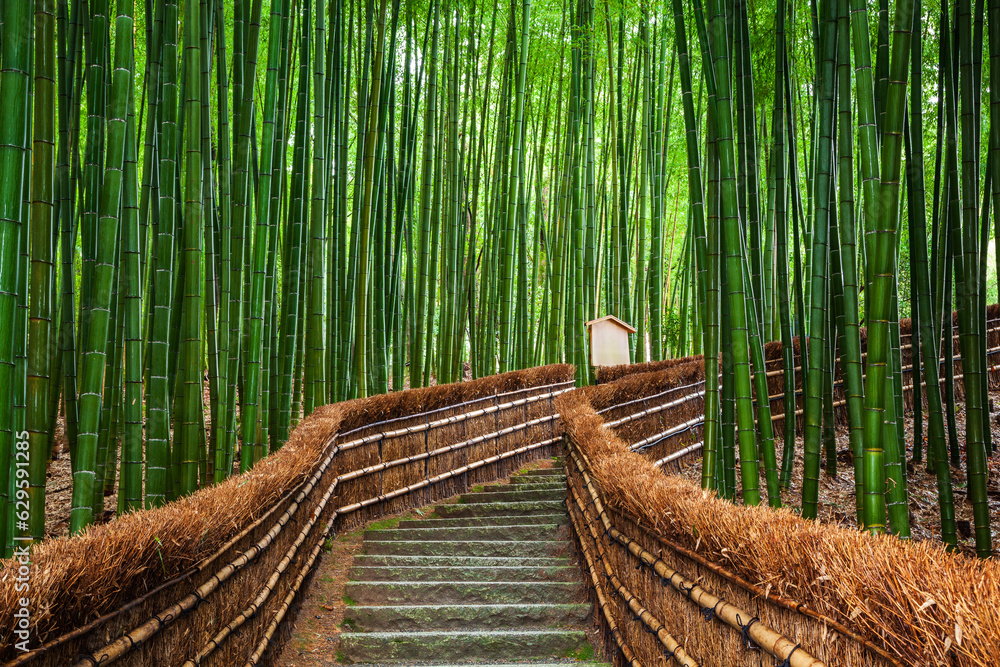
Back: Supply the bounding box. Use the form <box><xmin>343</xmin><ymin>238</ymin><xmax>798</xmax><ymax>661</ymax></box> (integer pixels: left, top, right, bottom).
<box><xmin>338</xmin><ymin>459</ymin><xmax>609</xmax><ymax>666</ymax></box>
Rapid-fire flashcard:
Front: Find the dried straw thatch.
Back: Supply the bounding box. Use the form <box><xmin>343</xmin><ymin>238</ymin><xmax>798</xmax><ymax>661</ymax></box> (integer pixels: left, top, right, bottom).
<box><xmin>0</xmin><ymin>364</ymin><xmax>573</xmax><ymax>666</ymax></box>
<box><xmin>595</xmin><ymin>354</ymin><xmax>704</xmax><ymax>383</ymax></box>
<box><xmin>557</xmin><ymin>388</ymin><xmax>1000</xmax><ymax>667</ymax></box>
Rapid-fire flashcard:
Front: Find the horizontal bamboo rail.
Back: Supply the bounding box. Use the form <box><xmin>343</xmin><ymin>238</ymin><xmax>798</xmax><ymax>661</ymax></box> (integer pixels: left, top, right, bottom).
<box><xmin>609</xmin><ymin>509</ymin><xmax>903</xmax><ymax>667</ymax></box>
<box><xmin>601</xmin><ymin>323</ymin><xmax>999</xmax><ymax>429</ymax></box>
<box><xmin>604</xmin><ymin>392</ymin><xmax>706</xmax><ymax>428</ymax></box>
<box><xmin>336</xmin><ymin>438</ymin><xmax>561</xmax><ymax>516</ymax></box>
<box><xmin>565</xmin><ymin>486</ymin><xmax>644</xmax><ymax>667</ymax></box>
<box><xmin>566</xmin><ymin>480</ymin><xmax>698</xmax><ymax>666</ymax></box>
<box><xmin>617</xmin><ymin>341</ymin><xmax>1000</xmax><ymax>455</ymax></box>
<box><xmin>338</xmin><ymin>380</ymin><xmax>574</xmax><ymax>439</ymax></box>
<box><xmin>652</xmin><ymin>441</ymin><xmax>704</xmax><ymax>468</ymax></box>
<box><xmin>338</xmin><ymin>388</ymin><xmax>572</xmax><ymax>452</ymax></box>
<box><xmin>71</xmin><ymin>437</ymin><xmax>342</xmax><ymax>667</ymax></box>
<box><xmin>596</xmin><ymin>378</ymin><xmax>707</xmax><ymax>415</ymax></box>
<box><xmin>629</xmin><ymin>415</ymin><xmax>703</xmax><ymax>451</ymax></box>
<box><xmin>335</xmin><ymin>413</ymin><xmax>559</xmax><ymax>484</ymax></box>
<box><xmin>8</xmin><ymin>472</ymin><xmax>313</xmax><ymax>667</ymax></box>
<box><xmin>57</xmin><ymin>379</ymin><xmax>568</xmax><ymax>667</ymax></box>
<box><xmin>566</xmin><ymin>446</ymin><xmax>824</xmax><ymax>667</ymax></box>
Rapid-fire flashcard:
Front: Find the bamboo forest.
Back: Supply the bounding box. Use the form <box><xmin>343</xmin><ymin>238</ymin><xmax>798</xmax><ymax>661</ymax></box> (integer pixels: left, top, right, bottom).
<box><xmin>4</xmin><ymin>0</ymin><xmax>1000</xmax><ymax>574</ymax></box>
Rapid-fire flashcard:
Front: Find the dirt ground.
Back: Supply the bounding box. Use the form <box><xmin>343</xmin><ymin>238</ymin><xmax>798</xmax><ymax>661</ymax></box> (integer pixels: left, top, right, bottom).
<box><xmin>273</xmin><ymin>524</ymin><xmax>366</xmax><ymax>667</ymax></box>
<box><xmin>675</xmin><ymin>392</ymin><xmax>1000</xmax><ymax>556</ymax></box>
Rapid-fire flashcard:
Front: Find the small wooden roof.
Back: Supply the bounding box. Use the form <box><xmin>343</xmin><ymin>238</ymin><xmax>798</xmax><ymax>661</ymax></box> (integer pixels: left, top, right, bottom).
<box><xmin>585</xmin><ymin>315</ymin><xmax>637</xmax><ymax>333</ymax></box>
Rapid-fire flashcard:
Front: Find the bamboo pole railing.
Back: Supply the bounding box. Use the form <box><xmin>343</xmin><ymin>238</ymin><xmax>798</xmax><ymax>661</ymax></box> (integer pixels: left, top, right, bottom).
<box><xmin>604</xmin><ymin>328</ymin><xmax>1000</xmax><ymax>431</ymax></box>
<box><xmin>337</xmin><ymin>380</ymin><xmax>574</xmax><ymax>439</ymax></box>
<box><xmin>35</xmin><ymin>376</ymin><xmax>570</xmax><ymax>667</ymax></box>
<box><xmin>337</xmin><ymin>388</ymin><xmax>572</xmax><ymax>452</ymax></box>
<box><xmin>614</xmin><ymin>334</ymin><xmax>1000</xmax><ymax>457</ymax></box>
<box><xmin>566</xmin><ymin>477</ymin><xmax>699</xmax><ymax>667</ymax></box>
<box><xmin>565</xmin><ymin>445</ymin><xmax>826</xmax><ymax>667</ymax></box>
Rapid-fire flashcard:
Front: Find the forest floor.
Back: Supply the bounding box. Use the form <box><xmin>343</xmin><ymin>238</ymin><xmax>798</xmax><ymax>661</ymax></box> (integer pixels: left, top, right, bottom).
<box><xmin>676</xmin><ymin>394</ymin><xmax>1000</xmax><ymax>556</ymax></box>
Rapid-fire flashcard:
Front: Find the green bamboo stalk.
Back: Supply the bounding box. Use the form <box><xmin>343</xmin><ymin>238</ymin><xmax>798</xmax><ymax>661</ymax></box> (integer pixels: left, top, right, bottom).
<box><xmin>0</xmin><ymin>0</ymin><xmax>32</xmax><ymax>551</ymax></box>
<box><xmin>704</xmin><ymin>0</ymin><xmax>765</xmax><ymax>505</ymax></box>
<box><xmin>955</xmin><ymin>0</ymin><xmax>991</xmax><ymax>557</ymax></box>
<box><xmin>847</xmin><ymin>0</ymin><xmax>883</xmax><ymax>532</ymax></box>
<box><xmin>277</xmin><ymin>0</ymin><xmax>310</xmax><ymax>447</ymax></box>
<box><xmin>633</xmin><ymin>13</ymin><xmax>649</xmax><ymax>366</ymax></box>
<box><xmin>262</xmin><ymin>0</ymin><xmax>292</xmax><ymax>452</ymax></box>
<box><xmin>498</xmin><ymin>0</ymin><xmax>530</xmax><ymax>374</ymax></box>
<box><xmin>989</xmin><ymin>0</ymin><xmax>1000</xmax><ymax>453</ymax></box>
<box><xmin>241</xmin><ymin>0</ymin><xmax>286</xmax><ymax>469</ymax></box>
<box><xmin>857</xmin><ymin>0</ymin><xmax>913</xmax><ymax>536</ymax></box>
<box><xmin>146</xmin><ymin>0</ymin><xmax>183</xmax><ymax>507</ymax></box>
<box><xmin>213</xmin><ymin>0</ymin><xmax>233</xmax><ymax>479</ymax></box>
<box><xmin>801</xmin><ymin>0</ymin><xmax>837</xmax><ymax>520</ymax></box>
<box><xmin>120</xmin><ymin>87</ymin><xmax>142</xmax><ymax>512</ymax></box>
<box><xmin>197</xmin><ymin>0</ymin><xmax>216</xmax><ymax>486</ymax></box>
<box><xmin>70</xmin><ymin>0</ymin><xmax>133</xmax><ymax>532</ymax></box>
<box><xmin>774</xmin><ymin>0</ymin><xmax>797</xmax><ymax>491</ymax></box>
<box><xmin>56</xmin><ymin>0</ymin><xmax>83</xmax><ymax>467</ymax></box>
<box><xmin>354</xmin><ymin>0</ymin><xmax>389</xmax><ymax>398</ymax></box>
<box><xmin>440</xmin><ymin>3</ymin><xmax>461</xmax><ymax>381</ymax></box>
<box><xmin>93</xmin><ymin>234</ymin><xmax>121</xmax><ymax>517</ymax></box>
<box><xmin>571</xmin><ymin>0</ymin><xmax>589</xmax><ymax>383</ymax></box>
<box><xmin>411</xmin><ymin>0</ymin><xmax>439</xmax><ymax>389</ymax></box>
<box><xmin>78</xmin><ymin>0</ymin><xmax>109</xmax><ymax>359</ymax></box>
<box><xmin>906</xmin><ymin>23</ymin><xmax>957</xmax><ymax>547</ymax></box>
<box><xmin>648</xmin><ymin>24</ymin><xmax>667</xmax><ymax>361</ymax></box>
<box><xmin>176</xmin><ymin>0</ymin><xmax>203</xmax><ymax>497</ymax></box>
<box><xmin>835</xmin><ymin>0</ymin><xmax>865</xmax><ymax>522</ymax></box>
<box><xmin>25</xmin><ymin>0</ymin><xmax>57</xmax><ymax>541</ymax></box>
<box><xmin>306</xmin><ymin>0</ymin><xmax>327</xmax><ymax>412</ymax></box>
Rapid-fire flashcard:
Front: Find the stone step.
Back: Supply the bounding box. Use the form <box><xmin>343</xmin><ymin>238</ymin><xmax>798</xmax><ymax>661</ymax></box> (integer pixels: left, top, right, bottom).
<box><xmin>433</xmin><ymin>500</ymin><xmax>565</xmax><ymax>518</ymax></box>
<box><xmin>363</xmin><ymin>540</ymin><xmax>567</xmax><ymax>558</ymax></box>
<box><xmin>343</xmin><ymin>603</ymin><xmax>591</xmax><ymax>632</ymax></box>
<box><xmin>363</xmin><ymin>524</ymin><xmax>567</xmax><ymax>542</ymax></box>
<box><xmin>345</xmin><ymin>580</ymin><xmax>583</xmax><ymax>606</ymax></box>
<box><xmin>482</xmin><ymin>482</ymin><xmax>565</xmax><ymax>492</ymax></box>
<box><xmin>338</xmin><ymin>630</ymin><xmax>591</xmax><ymax>663</ymax></box>
<box><xmin>399</xmin><ymin>513</ymin><xmax>568</xmax><ymax>528</ymax></box>
<box><xmin>512</xmin><ymin>474</ymin><xmax>565</xmax><ymax>485</ymax></box>
<box><xmin>348</xmin><ymin>564</ymin><xmax>579</xmax><ymax>582</ymax></box>
<box><xmin>460</xmin><ymin>489</ymin><xmax>564</xmax><ymax>503</ymax></box>
<box><xmin>352</xmin><ymin>554</ymin><xmax>570</xmax><ymax>569</ymax></box>
<box><xmin>516</xmin><ymin>468</ymin><xmax>566</xmax><ymax>477</ymax></box>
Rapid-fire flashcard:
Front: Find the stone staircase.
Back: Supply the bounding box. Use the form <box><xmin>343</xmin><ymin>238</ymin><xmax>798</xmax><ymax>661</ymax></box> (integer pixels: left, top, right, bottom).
<box><xmin>338</xmin><ymin>458</ymin><xmax>609</xmax><ymax>666</ymax></box>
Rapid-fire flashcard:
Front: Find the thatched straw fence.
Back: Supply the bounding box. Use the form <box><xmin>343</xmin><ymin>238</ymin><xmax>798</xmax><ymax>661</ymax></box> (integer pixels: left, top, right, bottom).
<box><xmin>0</xmin><ymin>364</ymin><xmax>573</xmax><ymax>667</ymax></box>
<box><xmin>558</xmin><ymin>387</ymin><xmax>1000</xmax><ymax>666</ymax></box>
<box><xmin>590</xmin><ymin>305</ymin><xmax>1000</xmax><ymax>467</ymax></box>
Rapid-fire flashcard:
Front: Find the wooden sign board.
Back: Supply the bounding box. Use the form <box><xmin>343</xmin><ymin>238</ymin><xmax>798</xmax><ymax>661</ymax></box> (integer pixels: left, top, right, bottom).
<box><xmin>586</xmin><ymin>315</ymin><xmax>636</xmax><ymax>367</ymax></box>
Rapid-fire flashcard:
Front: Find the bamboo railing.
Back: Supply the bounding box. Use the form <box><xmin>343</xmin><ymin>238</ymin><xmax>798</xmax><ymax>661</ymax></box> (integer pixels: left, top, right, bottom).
<box><xmin>564</xmin><ymin>444</ymin><xmax>833</xmax><ymax>667</ymax></box>
<box><xmin>0</xmin><ymin>365</ymin><xmax>574</xmax><ymax>667</ymax></box>
<box><xmin>598</xmin><ymin>316</ymin><xmax>1000</xmax><ymax>464</ymax></box>
<box><xmin>559</xmin><ymin>390</ymin><xmax>912</xmax><ymax>666</ymax></box>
